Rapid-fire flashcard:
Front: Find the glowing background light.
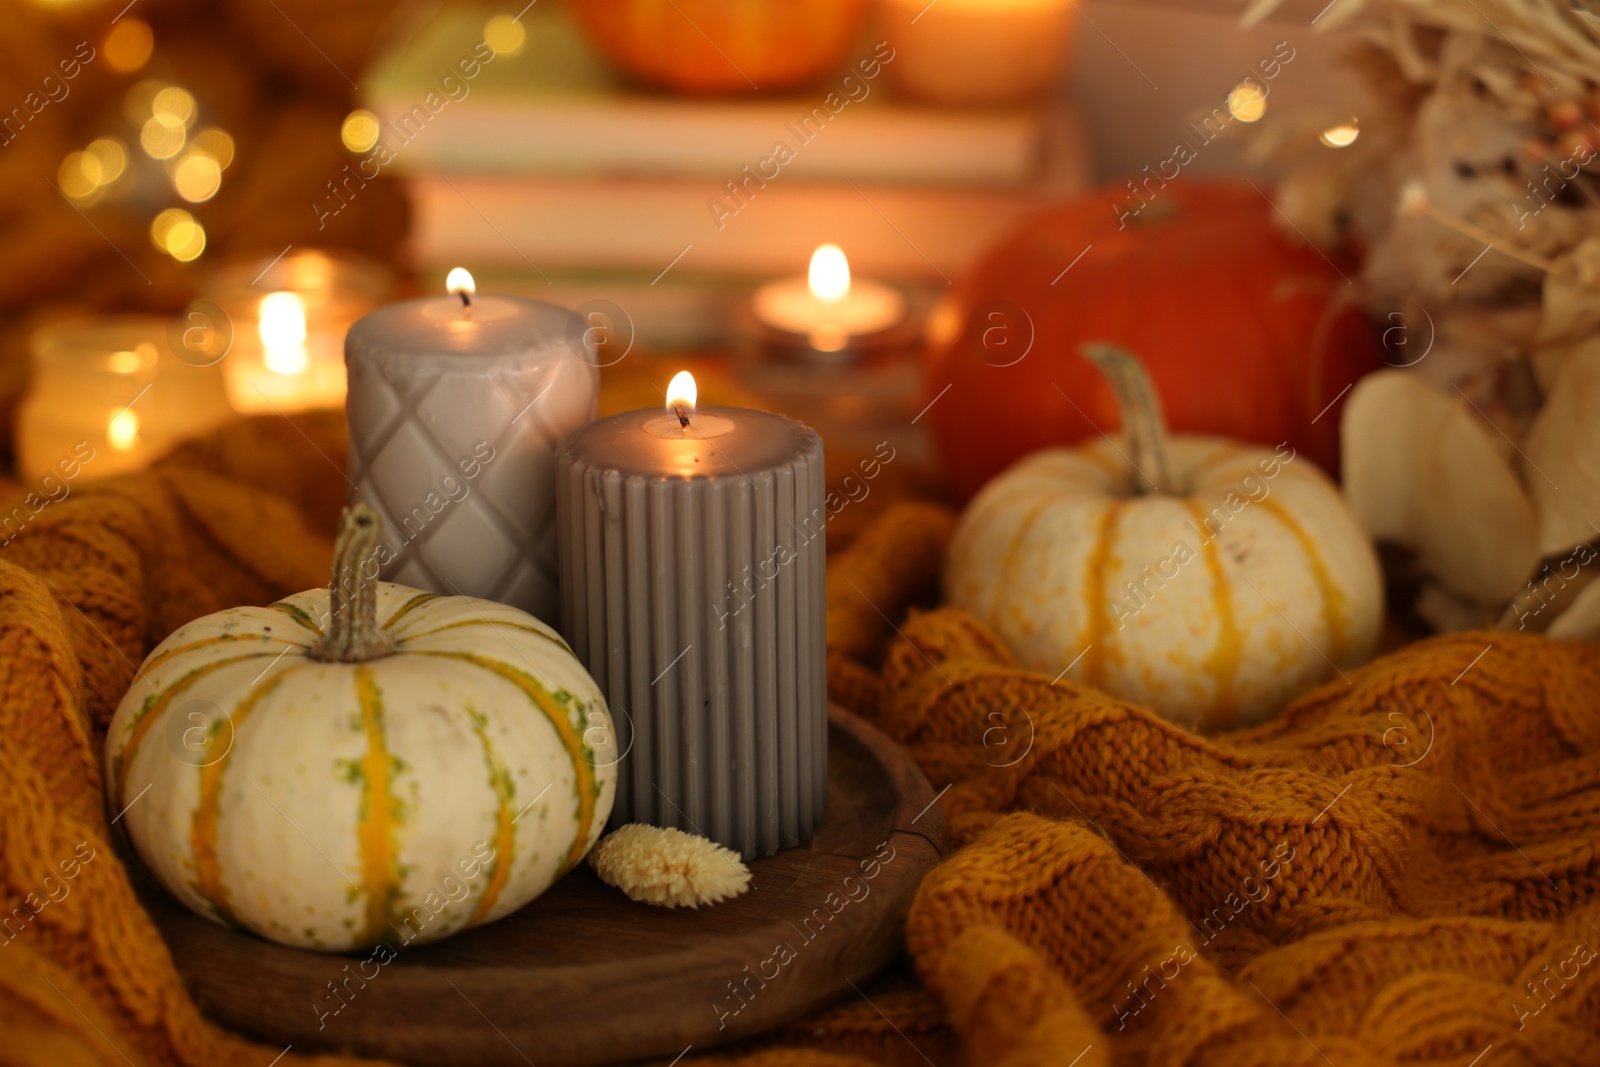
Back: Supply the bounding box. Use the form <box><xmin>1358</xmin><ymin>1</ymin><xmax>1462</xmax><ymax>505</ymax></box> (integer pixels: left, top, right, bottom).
<box><xmin>485</xmin><ymin>14</ymin><xmax>526</xmax><ymax>56</ymax></box>
<box><xmin>1227</xmin><ymin>81</ymin><xmax>1268</xmax><ymax>123</ymax></box>
<box><xmin>341</xmin><ymin>110</ymin><xmax>381</xmax><ymax>153</ymax></box>
<box><xmin>103</xmin><ymin>18</ymin><xmax>153</xmax><ymax>73</ymax></box>
<box><xmin>108</xmin><ymin>409</ymin><xmax>140</xmax><ymax>452</ymax></box>
<box><xmin>1320</xmin><ymin>119</ymin><xmax>1360</xmax><ymax>147</ymax></box>
<box><xmin>152</xmin><ymin>208</ymin><xmax>206</xmax><ymax>262</ymax></box>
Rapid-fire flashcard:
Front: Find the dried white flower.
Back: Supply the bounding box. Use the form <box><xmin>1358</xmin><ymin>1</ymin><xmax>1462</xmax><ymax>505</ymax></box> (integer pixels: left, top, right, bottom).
<box><xmin>1397</xmin><ymin>179</ymin><xmax>1430</xmax><ymax>218</ymax></box>
<box><xmin>589</xmin><ymin>824</ymin><xmax>751</xmax><ymax>908</ymax></box>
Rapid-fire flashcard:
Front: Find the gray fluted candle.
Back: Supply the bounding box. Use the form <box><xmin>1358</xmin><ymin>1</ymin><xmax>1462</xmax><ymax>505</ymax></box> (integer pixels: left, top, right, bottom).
<box><xmin>555</xmin><ymin>376</ymin><xmax>826</xmax><ymax>859</ymax></box>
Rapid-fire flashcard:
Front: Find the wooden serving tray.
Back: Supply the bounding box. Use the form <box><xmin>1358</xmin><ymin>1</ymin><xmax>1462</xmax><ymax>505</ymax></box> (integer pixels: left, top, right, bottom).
<box><xmin>146</xmin><ymin>706</ymin><xmax>949</xmax><ymax>1067</ymax></box>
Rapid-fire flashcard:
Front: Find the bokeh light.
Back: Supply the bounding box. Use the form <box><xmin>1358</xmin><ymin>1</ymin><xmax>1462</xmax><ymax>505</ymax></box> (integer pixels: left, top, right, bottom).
<box><xmin>58</xmin><ymin>151</ymin><xmax>100</xmax><ymax>200</ymax></box>
<box><xmin>484</xmin><ymin>14</ymin><xmax>526</xmax><ymax>57</ymax></box>
<box><xmin>87</xmin><ymin>138</ymin><xmax>128</xmax><ymax>184</ymax></box>
<box><xmin>341</xmin><ymin>109</ymin><xmax>381</xmax><ymax>153</ymax></box>
<box><xmin>1320</xmin><ymin>119</ymin><xmax>1360</xmax><ymax>148</ymax></box>
<box><xmin>1227</xmin><ymin>82</ymin><xmax>1268</xmax><ymax>123</ymax></box>
<box><xmin>152</xmin><ymin>86</ymin><xmax>198</xmax><ymax>129</ymax></box>
<box><xmin>173</xmin><ymin>152</ymin><xmax>222</xmax><ymax>202</ymax></box>
<box><xmin>141</xmin><ymin>116</ymin><xmax>186</xmax><ymax>159</ymax></box>
<box><xmin>123</xmin><ymin>80</ymin><xmax>167</xmax><ymax>126</ymax></box>
<box><xmin>58</xmin><ymin>139</ymin><xmax>128</xmax><ymax>202</ymax></box>
<box><xmin>103</xmin><ymin>18</ymin><xmax>154</xmax><ymax>73</ymax></box>
<box><xmin>151</xmin><ymin>208</ymin><xmax>206</xmax><ymax>262</ymax></box>
<box><xmin>190</xmin><ymin>128</ymin><xmax>236</xmax><ymax>170</ymax></box>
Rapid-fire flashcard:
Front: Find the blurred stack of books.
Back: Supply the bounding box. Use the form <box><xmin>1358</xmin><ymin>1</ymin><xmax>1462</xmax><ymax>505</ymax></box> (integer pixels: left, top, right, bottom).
<box><xmin>361</xmin><ymin>4</ymin><xmax>1092</xmax><ymax>347</ymax></box>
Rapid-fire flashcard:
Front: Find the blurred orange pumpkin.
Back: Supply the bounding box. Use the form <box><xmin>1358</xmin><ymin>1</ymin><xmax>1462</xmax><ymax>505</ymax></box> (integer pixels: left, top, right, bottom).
<box><xmin>923</xmin><ymin>180</ymin><xmax>1378</xmax><ymax>501</ymax></box>
<box><xmin>567</xmin><ymin>0</ymin><xmax>867</xmax><ymax>95</ymax></box>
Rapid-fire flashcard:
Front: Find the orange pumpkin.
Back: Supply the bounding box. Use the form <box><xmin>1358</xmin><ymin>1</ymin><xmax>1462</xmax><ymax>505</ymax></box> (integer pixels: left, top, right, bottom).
<box><xmin>923</xmin><ymin>181</ymin><xmax>1378</xmax><ymax>501</ymax></box>
<box><xmin>567</xmin><ymin>0</ymin><xmax>867</xmax><ymax>95</ymax></box>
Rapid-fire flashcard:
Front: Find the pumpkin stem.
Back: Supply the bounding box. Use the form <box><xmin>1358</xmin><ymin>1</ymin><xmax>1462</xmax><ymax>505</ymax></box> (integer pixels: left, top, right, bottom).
<box><xmin>1080</xmin><ymin>343</ymin><xmax>1177</xmax><ymax>495</ymax></box>
<box><xmin>309</xmin><ymin>503</ymin><xmax>393</xmax><ymax>663</ymax></box>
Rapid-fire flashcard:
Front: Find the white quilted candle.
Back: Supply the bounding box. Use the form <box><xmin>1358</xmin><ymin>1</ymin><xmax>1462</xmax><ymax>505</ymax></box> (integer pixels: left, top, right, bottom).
<box><xmin>344</xmin><ymin>270</ymin><xmax>598</xmax><ymax>625</ymax></box>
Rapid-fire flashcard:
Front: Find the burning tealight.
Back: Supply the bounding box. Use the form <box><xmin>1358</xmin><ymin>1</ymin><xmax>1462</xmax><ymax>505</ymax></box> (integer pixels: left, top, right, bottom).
<box><xmin>751</xmin><ymin>244</ymin><xmax>907</xmax><ymax>354</ymax></box>
<box><xmin>208</xmin><ymin>250</ymin><xmax>391</xmax><ymax>416</ymax></box>
<box><xmin>259</xmin><ymin>292</ymin><xmax>310</xmax><ymax>375</ymax></box>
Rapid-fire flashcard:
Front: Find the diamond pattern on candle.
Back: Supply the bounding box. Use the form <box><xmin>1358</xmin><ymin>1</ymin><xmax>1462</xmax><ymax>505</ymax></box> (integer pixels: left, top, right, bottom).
<box><xmin>346</xmin><ymin>358</ymin><xmax>572</xmax><ymax>624</ymax></box>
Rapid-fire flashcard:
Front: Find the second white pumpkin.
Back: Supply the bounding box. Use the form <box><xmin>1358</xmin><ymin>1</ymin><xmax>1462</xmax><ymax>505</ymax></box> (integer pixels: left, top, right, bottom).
<box><xmin>945</xmin><ymin>345</ymin><xmax>1382</xmax><ymax>729</ymax></box>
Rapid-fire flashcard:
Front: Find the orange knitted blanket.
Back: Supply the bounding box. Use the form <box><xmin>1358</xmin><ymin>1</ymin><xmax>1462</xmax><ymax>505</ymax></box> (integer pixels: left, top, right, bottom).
<box><xmin>3</xmin><ymin>419</ymin><xmax>1597</xmax><ymax>1067</ymax></box>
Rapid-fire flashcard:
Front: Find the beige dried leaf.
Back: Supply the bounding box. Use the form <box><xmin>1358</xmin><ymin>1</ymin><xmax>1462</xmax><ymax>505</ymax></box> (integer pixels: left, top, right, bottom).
<box><xmin>589</xmin><ymin>823</ymin><xmax>751</xmax><ymax>908</ymax></box>
<box><xmin>1533</xmin><ymin>239</ymin><xmax>1600</xmax><ymax>391</ymax></box>
<box><xmin>1342</xmin><ymin>370</ymin><xmax>1539</xmax><ymax>604</ymax></box>
<box><xmin>1548</xmin><ymin>580</ymin><xmax>1600</xmax><ymax>641</ymax></box>
<box><xmin>1524</xmin><ymin>347</ymin><xmax>1600</xmax><ymax>555</ymax></box>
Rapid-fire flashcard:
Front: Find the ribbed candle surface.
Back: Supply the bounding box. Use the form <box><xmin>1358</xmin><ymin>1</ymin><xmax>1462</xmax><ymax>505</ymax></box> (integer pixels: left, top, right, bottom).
<box><xmin>556</xmin><ymin>407</ymin><xmax>826</xmax><ymax>859</ymax></box>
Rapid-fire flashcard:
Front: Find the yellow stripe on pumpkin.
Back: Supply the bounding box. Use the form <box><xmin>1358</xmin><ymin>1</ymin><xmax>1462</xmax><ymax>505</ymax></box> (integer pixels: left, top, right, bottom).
<box><xmin>189</xmin><ymin>667</ymin><xmax>303</xmax><ymax>924</ymax></box>
<box><xmin>990</xmin><ymin>493</ymin><xmax>1068</xmax><ymax>638</ymax></box>
<box><xmin>143</xmin><ymin>632</ymin><xmax>306</xmax><ymax>673</ymax></box>
<box><xmin>1183</xmin><ymin>500</ymin><xmax>1242</xmax><ymax>731</ymax></box>
<box><xmin>412</xmin><ymin>650</ymin><xmax>598</xmax><ymax>875</ymax></box>
<box><xmin>381</xmin><ymin>591</ymin><xmax>440</xmax><ymax>632</ymax></box>
<box><xmin>400</xmin><ymin>617</ymin><xmax>574</xmax><ymax>657</ymax></box>
<box><xmin>113</xmin><ymin>653</ymin><xmax>284</xmax><ymax>803</ymax></box>
<box><xmin>268</xmin><ymin>601</ymin><xmax>323</xmax><ymax>636</ymax></box>
<box><xmin>354</xmin><ymin>665</ymin><xmax>400</xmax><ymax>945</ymax></box>
<box><xmin>1257</xmin><ymin>499</ymin><xmax>1346</xmax><ymax>662</ymax></box>
<box><xmin>1077</xmin><ymin>502</ymin><xmax>1124</xmax><ymax>687</ymax></box>
<box><xmin>464</xmin><ymin>708</ymin><xmax>516</xmax><ymax>925</ymax></box>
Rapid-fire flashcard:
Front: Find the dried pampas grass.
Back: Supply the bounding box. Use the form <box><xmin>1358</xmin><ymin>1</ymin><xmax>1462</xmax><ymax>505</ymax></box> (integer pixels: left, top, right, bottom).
<box><xmin>590</xmin><ymin>824</ymin><xmax>752</xmax><ymax>908</ymax></box>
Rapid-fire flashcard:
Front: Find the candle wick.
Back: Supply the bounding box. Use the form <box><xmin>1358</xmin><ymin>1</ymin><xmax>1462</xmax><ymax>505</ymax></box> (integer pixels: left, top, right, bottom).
<box><xmin>457</xmin><ymin>290</ymin><xmax>472</xmax><ymax>309</ymax></box>
<box><xmin>674</xmin><ymin>404</ymin><xmax>691</xmax><ymax>429</ymax></box>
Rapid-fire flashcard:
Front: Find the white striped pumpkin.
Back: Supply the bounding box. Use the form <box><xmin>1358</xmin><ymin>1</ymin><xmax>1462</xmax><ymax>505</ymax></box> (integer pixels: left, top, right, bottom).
<box><xmin>105</xmin><ymin>506</ymin><xmax>615</xmax><ymax>951</ymax></box>
<box><xmin>944</xmin><ymin>345</ymin><xmax>1381</xmax><ymax>730</ymax></box>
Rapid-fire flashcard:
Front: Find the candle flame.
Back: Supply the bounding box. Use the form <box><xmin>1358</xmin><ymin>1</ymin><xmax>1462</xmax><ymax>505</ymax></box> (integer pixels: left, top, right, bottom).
<box><xmin>808</xmin><ymin>244</ymin><xmax>850</xmax><ymax>303</ymax></box>
<box><xmin>108</xmin><ymin>409</ymin><xmax>139</xmax><ymax>452</ymax></box>
<box><xmin>259</xmin><ymin>291</ymin><xmax>309</xmax><ymax>375</ymax></box>
<box><xmin>665</xmin><ymin>370</ymin><xmax>697</xmax><ymax>416</ymax></box>
<box><xmin>446</xmin><ymin>267</ymin><xmax>476</xmax><ymax>298</ymax></box>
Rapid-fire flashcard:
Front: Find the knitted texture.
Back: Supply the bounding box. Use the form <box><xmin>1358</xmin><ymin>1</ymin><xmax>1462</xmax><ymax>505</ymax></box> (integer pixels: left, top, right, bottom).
<box><xmin>2</xmin><ymin>429</ymin><xmax>1597</xmax><ymax>1067</ymax></box>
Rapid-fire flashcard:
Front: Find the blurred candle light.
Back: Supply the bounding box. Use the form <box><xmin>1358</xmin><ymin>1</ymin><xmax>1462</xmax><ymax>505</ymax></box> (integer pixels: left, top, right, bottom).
<box><xmin>16</xmin><ymin>318</ymin><xmax>234</xmax><ymax>483</ymax></box>
<box><xmin>107</xmin><ymin>409</ymin><xmax>139</xmax><ymax>452</ymax></box>
<box><xmin>752</xmin><ymin>244</ymin><xmax>906</xmax><ymax>354</ymax></box>
<box><xmin>209</xmin><ymin>250</ymin><xmax>392</xmax><ymax>415</ymax></box>
<box><xmin>1320</xmin><ymin>119</ymin><xmax>1360</xmax><ymax>147</ymax></box>
<box><xmin>259</xmin><ymin>293</ymin><xmax>311</xmax><ymax>375</ymax></box>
